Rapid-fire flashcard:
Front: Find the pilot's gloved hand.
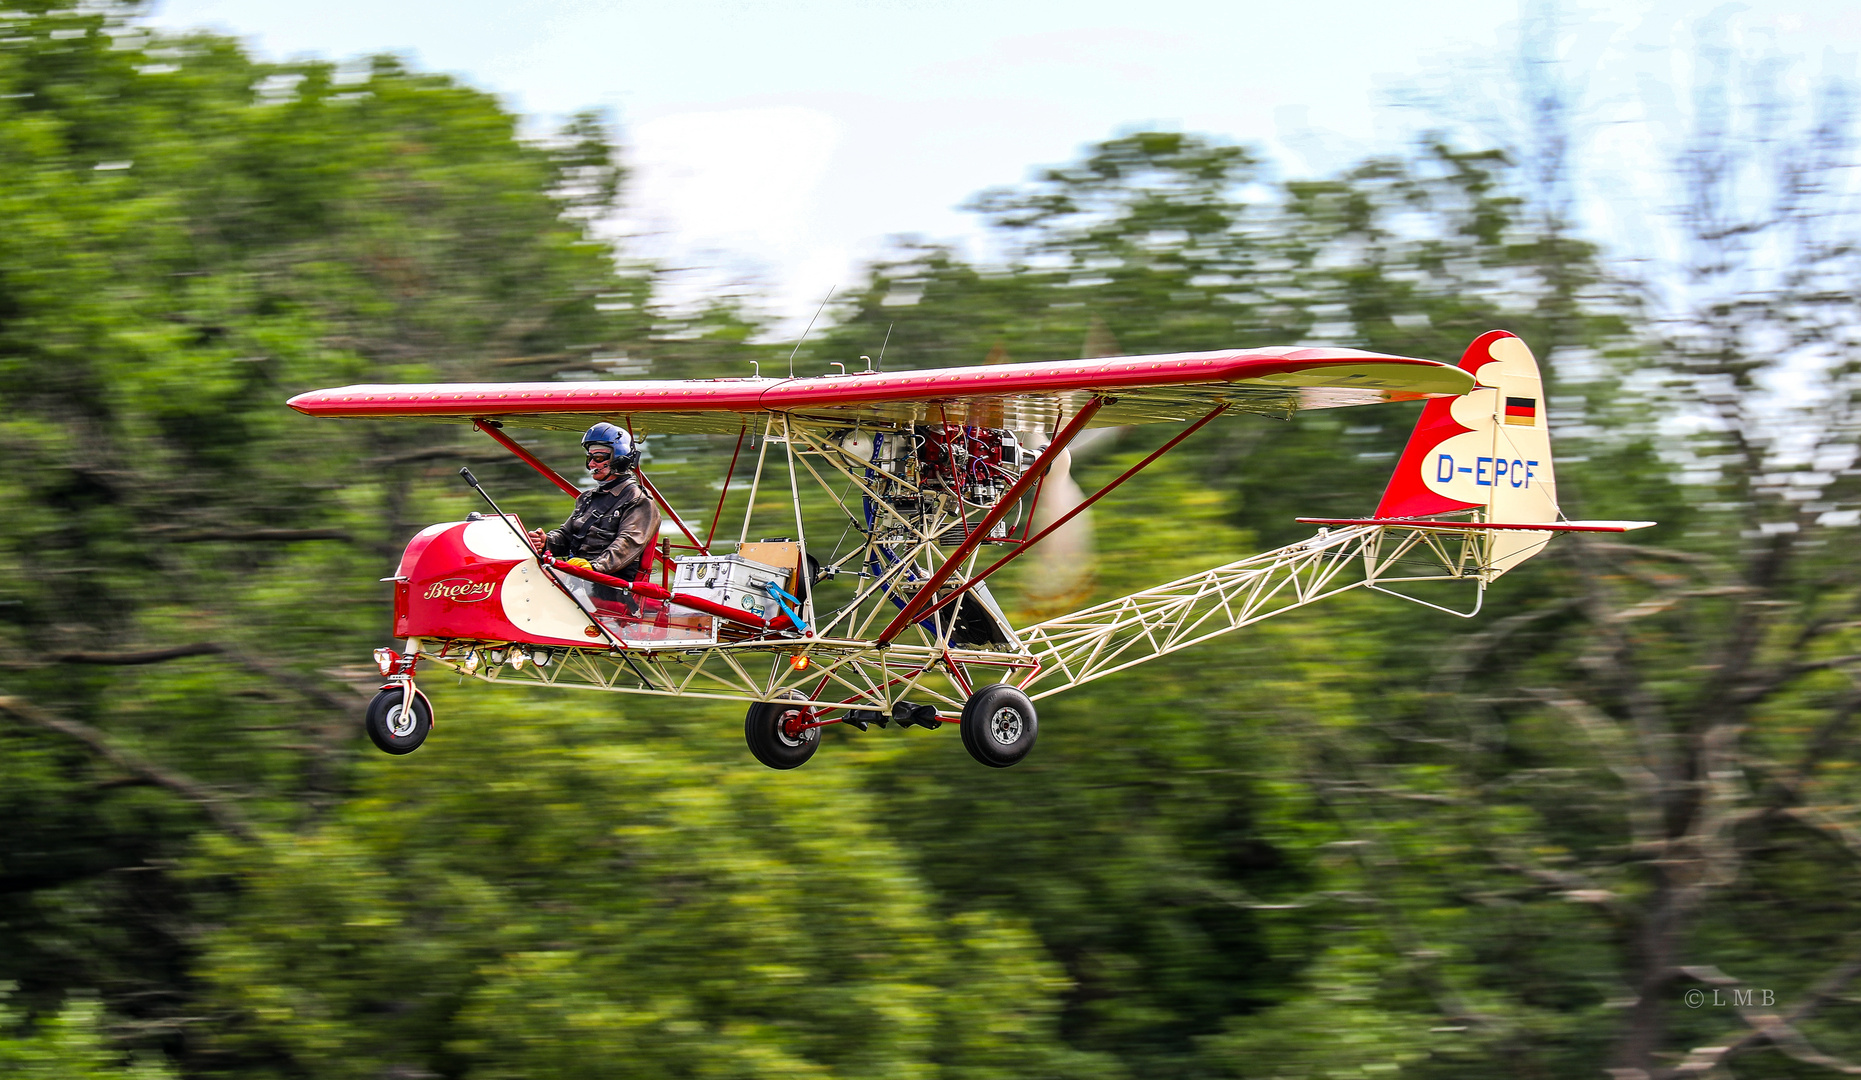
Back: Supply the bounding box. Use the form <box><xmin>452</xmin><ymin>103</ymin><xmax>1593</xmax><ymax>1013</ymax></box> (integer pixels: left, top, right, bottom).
<box><xmin>564</xmin><ymin>558</ymin><xmax>593</xmax><ymax>570</ymax></box>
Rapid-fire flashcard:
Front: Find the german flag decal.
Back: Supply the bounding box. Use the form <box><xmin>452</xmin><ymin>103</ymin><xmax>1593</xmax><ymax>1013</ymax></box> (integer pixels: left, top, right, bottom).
<box><xmin>1504</xmin><ymin>396</ymin><xmax>1537</xmax><ymax>426</ymax></box>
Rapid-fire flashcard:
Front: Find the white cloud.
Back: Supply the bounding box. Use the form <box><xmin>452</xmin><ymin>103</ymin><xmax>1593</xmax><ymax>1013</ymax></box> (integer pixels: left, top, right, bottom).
<box><xmin>623</xmin><ymin>106</ymin><xmax>842</xmax><ymax>252</ymax></box>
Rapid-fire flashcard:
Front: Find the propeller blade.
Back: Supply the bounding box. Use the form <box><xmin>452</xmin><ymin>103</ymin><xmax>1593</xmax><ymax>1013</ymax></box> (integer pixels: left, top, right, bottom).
<box><xmin>1019</xmin><ymin>441</ymin><xmax>1097</xmax><ymax>615</ymax></box>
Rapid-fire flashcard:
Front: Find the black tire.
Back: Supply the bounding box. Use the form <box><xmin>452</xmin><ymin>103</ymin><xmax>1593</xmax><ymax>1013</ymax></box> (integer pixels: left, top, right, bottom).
<box><xmin>744</xmin><ymin>689</ymin><xmax>819</xmax><ymax>770</ymax></box>
<box><xmin>960</xmin><ymin>684</ymin><xmax>1038</xmax><ymax>768</ymax></box>
<box><xmin>365</xmin><ymin>687</ymin><xmax>432</xmax><ymax>755</ymax></box>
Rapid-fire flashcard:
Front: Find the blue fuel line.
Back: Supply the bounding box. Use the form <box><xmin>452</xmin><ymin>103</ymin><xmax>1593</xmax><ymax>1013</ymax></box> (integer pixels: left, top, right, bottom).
<box><xmin>762</xmin><ymin>581</ymin><xmax>809</xmax><ymax>634</ymax></box>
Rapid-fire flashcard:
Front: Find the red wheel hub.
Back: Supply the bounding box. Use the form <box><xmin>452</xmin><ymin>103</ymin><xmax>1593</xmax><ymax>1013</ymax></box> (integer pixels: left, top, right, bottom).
<box><xmin>781</xmin><ymin>707</ymin><xmax>817</xmax><ymax>738</ymax></box>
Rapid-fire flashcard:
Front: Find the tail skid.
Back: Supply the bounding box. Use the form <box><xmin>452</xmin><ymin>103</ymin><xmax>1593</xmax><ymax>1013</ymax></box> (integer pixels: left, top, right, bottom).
<box><xmin>1367</xmin><ymin>578</ymin><xmax>1486</xmax><ymax>621</ymax></box>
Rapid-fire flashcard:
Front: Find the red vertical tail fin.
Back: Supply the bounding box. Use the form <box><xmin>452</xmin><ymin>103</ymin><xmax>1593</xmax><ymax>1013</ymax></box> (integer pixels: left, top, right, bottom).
<box><xmin>1376</xmin><ymin>330</ymin><xmax>1559</xmax><ymax>576</ymax></box>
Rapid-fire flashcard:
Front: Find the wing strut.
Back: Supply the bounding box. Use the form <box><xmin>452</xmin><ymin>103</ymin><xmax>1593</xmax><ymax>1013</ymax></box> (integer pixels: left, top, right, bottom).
<box><xmin>876</xmin><ymin>396</ymin><xmax>1105</xmax><ymax>645</ymax></box>
<box><xmin>473</xmin><ymin>419</ymin><xmax>579</xmax><ymax>497</ymax></box>
<box><xmin>704</xmin><ymin>424</ymin><xmax>749</xmax><ymax>551</ymax></box>
<box><xmin>633</xmin><ymin>468</ymin><xmax>708</xmax><ymax>555</ymax></box>
<box><xmin>908</xmin><ymin>402</ymin><xmax>1230</xmax><ymax>630</ymax></box>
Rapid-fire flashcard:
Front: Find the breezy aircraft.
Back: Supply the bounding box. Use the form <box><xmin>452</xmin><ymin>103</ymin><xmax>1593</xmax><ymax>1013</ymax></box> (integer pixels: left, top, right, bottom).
<box><xmin>287</xmin><ymin>329</ymin><xmax>1651</xmax><ymax>769</ymax></box>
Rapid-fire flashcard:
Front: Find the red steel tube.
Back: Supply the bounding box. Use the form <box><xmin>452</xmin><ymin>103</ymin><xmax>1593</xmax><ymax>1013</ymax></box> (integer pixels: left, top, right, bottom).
<box><xmin>543</xmin><ymin>556</ymin><xmax>790</xmax><ymax>632</ymax></box>
<box><xmin>939</xmin><ymin>406</ymin><xmax>971</xmax><ymax>538</ymax></box>
<box><xmin>633</xmin><ymin>468</ymin><xmax>708</xmax><ymax>554</ymax></box>
<box><xmin>909</xmin><ymin>403</ymin><xmax>1231</xmax><ymax>627</ymax></box>
<box><xmin>474</xmin><ymin>419</ymin><xmax>580</xmax><ymax>497</ymax></box>
<box><xmin>705</xmin><ymin>424</ymin><xmax>749</xmax><ymax>552</ymax></box>
<box><xmin>876</xmin><ymin>397</ymin><xmax>1104</xmax><ymax>645</ymax></box>
<box><xmin>1018</xmin><ymin>466</ymin><xmax>1050</xmax><ymax>541</ymax></box>
<box><xmin>543</xmin><ymin>556</ymin><xmax>663</xmax><ymax>594</ymax></box>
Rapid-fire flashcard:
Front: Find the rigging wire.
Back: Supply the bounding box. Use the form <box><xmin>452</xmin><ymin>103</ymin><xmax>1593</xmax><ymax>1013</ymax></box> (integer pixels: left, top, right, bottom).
<box><xmin>786</xmin><ymin>286</ymin><xmax>836</xmax><ymax>378</ymax></box>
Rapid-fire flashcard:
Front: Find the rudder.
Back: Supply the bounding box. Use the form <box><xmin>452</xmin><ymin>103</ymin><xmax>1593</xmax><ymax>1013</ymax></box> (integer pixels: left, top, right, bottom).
<box><xmin>1375</xmin><ymin>330</ymin><xmax>1557</xmax><ymax>576</ymax></box>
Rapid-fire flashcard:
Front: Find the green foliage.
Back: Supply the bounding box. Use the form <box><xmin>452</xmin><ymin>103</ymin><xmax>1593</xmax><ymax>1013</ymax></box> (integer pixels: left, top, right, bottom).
<box><xmin>187</xmin><ymin>696</ymin><xmax>1111</xmax><ymax>1079</ymax></box>
<box><xmin>0</xmin><ymin>0</ymin><xmax>655</xmax><ymax>1059</ymax></box>
<box><xmin>0</xmin><ymin>987</ymin><xmax>174</xmax><ymax>1078</ymax></box>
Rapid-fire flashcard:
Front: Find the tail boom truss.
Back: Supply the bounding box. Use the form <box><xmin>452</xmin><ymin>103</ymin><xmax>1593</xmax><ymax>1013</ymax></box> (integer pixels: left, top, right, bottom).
<box><xmin>1014</xmin><ymin>522</ymin><xmax>1497</xmax><ymax>700</ymax></box>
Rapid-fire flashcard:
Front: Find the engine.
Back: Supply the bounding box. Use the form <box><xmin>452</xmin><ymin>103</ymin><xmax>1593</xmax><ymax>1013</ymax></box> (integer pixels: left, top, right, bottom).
<box><xmin>837</xmin><ymin>424</ymin><xmax>1031</xmax><ymax>544</ymax></box>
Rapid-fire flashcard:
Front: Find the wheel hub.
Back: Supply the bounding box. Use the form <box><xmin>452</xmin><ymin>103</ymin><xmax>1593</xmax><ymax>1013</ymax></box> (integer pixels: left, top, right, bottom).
<box><xmin>778</xmin><ymin>707</ymin><xmax>817</xmax><ymax>746</ymax></box>
<box><xmin>988</xmin><ymin>706</ymin><xmax>1023</xmax><ymax>744</ymax></box>
<box><xmin>385</xmin><ymin>703</ymin><xmax>416</xmax><ymax>738</ymax></box>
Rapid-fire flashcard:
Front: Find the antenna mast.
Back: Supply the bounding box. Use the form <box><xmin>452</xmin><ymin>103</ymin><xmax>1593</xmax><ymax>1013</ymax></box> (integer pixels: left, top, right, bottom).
<box><xmin>787</xmin><ymin>286</ymin><xmax>835</xmax><ymax>378</ymax></box>
<box><xmin>876</xmin><ymin>322</ymin><xmax>894</xmax><ymax>371</ymax></box>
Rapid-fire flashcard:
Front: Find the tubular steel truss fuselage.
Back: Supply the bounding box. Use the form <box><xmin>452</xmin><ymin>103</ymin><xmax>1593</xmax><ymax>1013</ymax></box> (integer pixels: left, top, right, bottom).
<box><xmin>408</xmin><ymin>404</ymin><xmax>1512</xmax><ymax>725</ymax></box>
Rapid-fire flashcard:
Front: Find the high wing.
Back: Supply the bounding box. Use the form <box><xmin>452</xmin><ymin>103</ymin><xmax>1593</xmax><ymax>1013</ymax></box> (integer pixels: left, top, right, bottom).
<box><xmin>287</xmin><ymin>346</ymin><xmax>1475</xmax><ymax>435</ymax></box>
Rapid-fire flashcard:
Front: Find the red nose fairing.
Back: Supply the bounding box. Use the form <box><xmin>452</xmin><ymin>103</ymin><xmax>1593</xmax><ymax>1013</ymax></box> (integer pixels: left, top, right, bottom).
<box><xmin>390</xmin><ymin>517</ymin><xmax>727</xmax><ymax>650</ymax></box>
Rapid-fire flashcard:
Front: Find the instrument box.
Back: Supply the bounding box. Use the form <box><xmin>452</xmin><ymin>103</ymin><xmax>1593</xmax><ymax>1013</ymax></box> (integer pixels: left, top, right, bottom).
<box><xmin>672</xmin><ymin>554</ymin><xmax>791</xmax><ymax>625</ymax></box>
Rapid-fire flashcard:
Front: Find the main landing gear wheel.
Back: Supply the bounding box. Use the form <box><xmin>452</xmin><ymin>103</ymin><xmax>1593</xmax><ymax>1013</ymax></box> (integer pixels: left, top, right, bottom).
<box><xmin>365</xmin><ymin>686</ymin><xmax>432</xmax><ymax>755</ymax></box>
<box><xmin>744</xmin><ymin>689</ymin><xmax>819</xmax><ymax>770</ymax></box>
<box><xmin>960</xmin><ymin>684</ymin><xmax>1038</xmax><ymax>768</ymax></box>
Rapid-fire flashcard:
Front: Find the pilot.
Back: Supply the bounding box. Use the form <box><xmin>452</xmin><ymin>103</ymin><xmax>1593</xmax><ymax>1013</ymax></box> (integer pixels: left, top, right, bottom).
<box><xmin>526</xmin><ymin>422</ymin><xmax>662</xmax><ymax>581</ymax></box>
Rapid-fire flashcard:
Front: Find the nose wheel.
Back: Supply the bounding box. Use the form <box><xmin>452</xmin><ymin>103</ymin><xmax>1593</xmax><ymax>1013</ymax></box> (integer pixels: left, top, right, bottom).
<box><xmin>365</xmin><ymin>685</ymin><xmax>433</xmax><ymax>755</ymax></box>
<box><xmin>959</xmin><ymin>684</ymin><xmax>1038</xmax><ymax>768</ymax></box>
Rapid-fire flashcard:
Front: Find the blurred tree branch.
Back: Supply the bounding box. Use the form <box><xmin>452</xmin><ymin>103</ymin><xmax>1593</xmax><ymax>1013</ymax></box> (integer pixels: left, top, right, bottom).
<box><xmin>0</xmin><ymin>694</ymin><xmax>254</xmax><ymax>841</ymax></box>
<box><xmin>0</xmin><ymin>642</ymin><xmax>224</xmax><ymax>668</ymax></box>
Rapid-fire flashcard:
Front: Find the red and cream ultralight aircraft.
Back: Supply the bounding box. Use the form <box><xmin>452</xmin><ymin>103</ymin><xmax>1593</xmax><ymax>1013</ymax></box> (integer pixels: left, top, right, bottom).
<box><xmin>287</xmin><ymin>329</ymin><xmax>1650</xmax><ymax>768</ymax></box>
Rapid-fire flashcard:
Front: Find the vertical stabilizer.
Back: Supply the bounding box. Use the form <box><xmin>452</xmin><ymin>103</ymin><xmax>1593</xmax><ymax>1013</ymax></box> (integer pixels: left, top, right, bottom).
<box><xmin>1375</xmin><ymin>331</ymin><xmax>1557</xmax><ymax>576</ymax></box>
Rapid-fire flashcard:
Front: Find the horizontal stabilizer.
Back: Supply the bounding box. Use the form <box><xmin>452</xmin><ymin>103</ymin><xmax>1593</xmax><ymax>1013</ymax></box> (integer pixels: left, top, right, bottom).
<box><xmin>1297</xmin><ymin>517</ymin><xmax>1656</xmax><ymax>533</ymax></box>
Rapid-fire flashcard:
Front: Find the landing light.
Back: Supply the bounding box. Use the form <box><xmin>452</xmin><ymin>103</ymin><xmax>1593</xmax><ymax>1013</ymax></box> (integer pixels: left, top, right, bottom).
<box><xmin>790</xmin><ymin>653</ymin><xmax>811</xmax><ymax>671</ymax></box>
<box><xmin>373</xmin><ymin>648</ymin><xmax>400</xmax><ymax>677</ymax></box>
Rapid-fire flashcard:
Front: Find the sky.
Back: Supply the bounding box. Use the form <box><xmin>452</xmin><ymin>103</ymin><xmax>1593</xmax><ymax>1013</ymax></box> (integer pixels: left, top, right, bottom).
<box><xmin>146</xmin><ymin>0</ymin><xmax>1861</xmax><ymax>329</ymax></box>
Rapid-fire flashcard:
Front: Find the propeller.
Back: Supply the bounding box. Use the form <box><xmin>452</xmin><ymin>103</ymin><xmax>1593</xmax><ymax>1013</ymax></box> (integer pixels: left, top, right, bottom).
<box><xmin>1006</xmin><ymin>318</ymin><xmax>1126</xmax><ymax>617</ymax></box>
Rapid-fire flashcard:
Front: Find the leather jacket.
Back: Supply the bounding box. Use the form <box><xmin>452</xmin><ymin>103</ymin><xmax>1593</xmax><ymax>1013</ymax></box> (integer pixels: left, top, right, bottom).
<box><xmin>544</xmin><ymin>471</ymin><xmax>662</xmax><ymax>578</ymax></box>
